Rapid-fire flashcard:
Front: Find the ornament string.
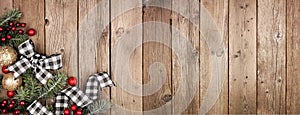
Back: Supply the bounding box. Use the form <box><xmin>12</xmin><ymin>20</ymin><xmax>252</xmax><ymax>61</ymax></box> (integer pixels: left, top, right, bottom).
<box><xmin>8</xmin><ymin>40</ymin><xmax>62</xmax><ymax>84</ymax></box>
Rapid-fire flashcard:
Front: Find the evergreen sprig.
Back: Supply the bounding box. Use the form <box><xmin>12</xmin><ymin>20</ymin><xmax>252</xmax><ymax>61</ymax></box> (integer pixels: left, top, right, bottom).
<box><xmin>0</xmin><ymin>9</ymin><xmax>22</xmax><ymax>26</ymax></box>
<box><xmin>85</xmin><ymin>99</ymin><xmax>112</xmax><ymax>115</ymax></box>
<box><xmin>41</xmin><ymin>71</ymin><xmax>68</xmax><ymax>98</ymax></box>
<box><xmin>2</xmin><ymin>33</ymin><xmax>28</xmax><ymax>47</ymax></box>
<box><xmin>14</xmin><ymin>70</ymin><xmax>43</xmax><ymax>102</ymax></box>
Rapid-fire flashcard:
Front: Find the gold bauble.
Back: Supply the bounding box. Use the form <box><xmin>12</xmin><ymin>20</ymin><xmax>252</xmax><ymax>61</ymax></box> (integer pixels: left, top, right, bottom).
<box><xmin>2</xmin><ymin>73</ymin><xmax>22</xmax><ymax>91</ymax></box>
<box><xmin>0</xmin><ymin>46</ymin><xmax>18</xmax><ymax>66</ymax></box>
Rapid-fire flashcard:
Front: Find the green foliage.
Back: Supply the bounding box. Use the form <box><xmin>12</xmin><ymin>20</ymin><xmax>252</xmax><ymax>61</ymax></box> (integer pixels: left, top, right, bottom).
<box><xmin>1</xmin><ymin>33</ymin><xmax>28</xmax><ymax>47</ymax></box>
<box><xmin>14</xmin><ymin>70</ymin><xmax>43</xmax><ymax>102</ymax></box>
<box><xmin>14</xmin><ymin>70</ymin><xmax>68</xmax><ymax>102</ymax></box>
<box><xmin>85</xmin><ymin>99</ymin><xmax>112</xmax><ymax>115</ymax></box>
<box><xmin>0</xmin><ymin>9</ymin><xmax>22</xmax><ymax>26</ymax></box>
<box><xmin>41</xmin><ymin>71</ymin><xmax>68</xmax><ymax>98</ymax></box>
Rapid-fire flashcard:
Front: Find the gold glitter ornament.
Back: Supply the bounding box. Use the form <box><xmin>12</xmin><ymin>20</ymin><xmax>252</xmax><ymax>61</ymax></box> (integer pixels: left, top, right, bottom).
<box><xmin>0</xmin><ymin>46</ymin><xmax>18</xmax><ymax>66</ymax></box>
<box><xmin>2</xmin><ymin>73</ymin><xmax>22</xmax><ymax>91</ymax></box>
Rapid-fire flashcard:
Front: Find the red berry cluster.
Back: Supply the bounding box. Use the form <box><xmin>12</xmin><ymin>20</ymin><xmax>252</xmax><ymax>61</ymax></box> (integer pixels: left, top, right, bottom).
<box><xmin>0</xmin><ymin>21</ymin><xmax>36</xmax><ymax>42</ymax></box>
<box><xmin>0</xmin><ymin>99</ymin><xmax>24</xmax><ymax>115</ymax></box>
<box><xmin>64</xmin><ymin>104</ymin><xmax>82</xmax><ymax>115</ymax></box>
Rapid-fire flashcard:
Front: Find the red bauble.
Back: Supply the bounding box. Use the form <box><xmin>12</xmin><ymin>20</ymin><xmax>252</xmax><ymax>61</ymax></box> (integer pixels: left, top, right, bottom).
<box><xmin>7</xmin><ymin>91</ymin><xmax>15</xmax><ymax>98</ymax></box>
<box><xmin>27</xmin><ymin>28</ymin><xmax>36</xmax><ymax>36</ymax></box>
<box><xmin>9</xmin><ymin>21</ymin><xmax>14</xmax><ymax>26</ymax></box>
<box><xmin>18</xmin><ymin>29</ymin><xmax>24</xmax><ymax>34</ymax></box>
<box><xmin>2</xmin><ymin>66</ymin><xmax>10</xmax><ymax>74</ymax></box>
<box><xmin>13</xmin><ymin>110</ymin><xmax>20</xmax><ymax>115</ymax></box>
<box><xmin>64</xmin><ymin>108</ymin><xmax>70</xmax><ymax>115</ymax></box>
<box><xmin>70</xmin><ymin>104</ymin><xmax>77</xmax><ymax>111</ymax></box>
<box><xmin>21</xmin><ymin>23</ymin><xmax>26</xmax><ymax>27</ymax></box>
<box><xmin>75</xmin><ymin>109</ymin><xmax>82</xmax><ymax>115</ymax></box>
<box><xmin>8</xmin><ymin>103</ymin><xmax>14</xmax><ymax>109</ymax></box>
<box><xmin>6</xmin><ymin>35</ymin><xmax>12</xmax><ymax>39</ymax></box>
<box><xmin>19</xmin><ymin>100</ymin><xmax>25</xmax><ymax>106</ymax></box>
<box><xmin>1</xmin><ymin>37</ymin><xmax>6</xmax><ymax>42</ymax></box>
<box><xmin>2</xmin><ymin>108</ymin><xmax>7</xmax><ymax>114</ymax></box>
<box><xmin>11</xmin><ymin>27</ymin><xmax>16</xmax><ymax>31</ymax></box>
<box><xmin>68</xmin><ymin>77</ymin><xmax>77</xmax><ymax>86</ymax></box>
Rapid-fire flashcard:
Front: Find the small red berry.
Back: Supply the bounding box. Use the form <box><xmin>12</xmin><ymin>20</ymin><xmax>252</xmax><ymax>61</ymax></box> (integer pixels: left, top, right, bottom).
<box><xmin>70</xmin><ymin>104</ymin><xmax>77</xmax><ymax>111</ymax></box>
<box><xmin>9</xmin><ymin>21</ymin><xmax>14</xmax><ymax>26</ymax></box>
<box><xmin>75</xmin><ymin>109</ymin><xmax>82</xmax><ymax>115</ymax></box>
<box><xmin>13</xmin><ymin>110</ymin><xmax>20</xmax><ymax>115</ymax></box>
<box><xmin>64</xmin><ymin>108</ymin><xmax>70</xmax><ymax>115</ymax></box>
<box><xmin>6</xmin><ymin>35</ymin><xmax>12</xmax><ymax>39</ymax></box>
<box><xmin>11</xmin><ymin>27</ymin><xmax>16</xmax><ymax>31</ymax></box>
<box><xmin>1</xmin><ymin>37</ymin><xmax>6</xmax><ymax>42</ymax></box>
<box><xmin>19</xmin><ymin>100</ymin><xmax>25</xmax><ymax>106</ymax></box>
<box><xmin>10</xmin><ymin>100</ymin><xmax>15</xmax><ymax>104</ymax></box>
<box><xmin>18</xmin><ymin>29</ymin><xmax>24</xmax><ymax>34</ymax></box>
<box><xmin>1</xmin><ymin>103</ymin><xmax>5</xmax><ymax>107</ymax></box>
<box><xmin>16</xmin><ymin>22</ymin><xmax>20</xmax><ymax>27</ymax></box>
<box><xmin>21</xmin><ymin>23</ymin><xmax>26</xmax><ymax>27</ymax></box>
<box><xmin>2</xmin><ymin>108</ymin><xmax>7</xmax><ymax>114</ymax></box>
<box><xmin>0</xmin><ymin>27</ymin><xmax>3</xmax><ymax>31</ymax></box>
<box><xmin>8</xmin><ymin>103</ymin><xmax>14</xmax><ymax>109</ymax></box>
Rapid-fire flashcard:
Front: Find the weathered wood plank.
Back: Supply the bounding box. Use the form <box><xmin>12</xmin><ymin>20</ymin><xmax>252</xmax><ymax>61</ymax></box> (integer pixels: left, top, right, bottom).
<box><xmin>78</xmin><ymin>0</ymin><xmax>110</xmax><ymax>98</ymax></box>
<box><xmin>229</xmin><ymin>0</ymin><xmax>256</xmax><ymax>114</ymax></box>
<box><xmin>142</xmin><ymin>0</ymin><xmax>172</xmax><ymax>114</ymax></box>
<box><xmin>171</xmin><ymin>0</ymin><xmax>200</xmax><ymax>114</ymax></box>
<box><xmin>257</xmin><ymin>0</ymin><xmax>286</xmax><ymax>114</ymax></box>
<box><xmin>110</xmin><ymin>0</ymin><xmax>143</xmax><ymax>114</ymax></box>
<box><xmin>287</xmin><ymin>0</ymin><xmax>300</xmax><ymax>114</ymax></box>
<box><xmin>13</xmin><ymin>0</ymin><xmax>45</xmax><ymax>53</ymax></box>
<box><xmin>0</xmin><ymin>0</ymin><xmax>12</xmax><ymax>14</ymax></box>
<box><xmin>200</xmin><ymin>0</ymin><xmax>229</xmax><ymax>114</ymax></box>
<box><xmin>45</xmin><ymin>0</ymin><xmax>78</xmax><ymax>78</ymax></box>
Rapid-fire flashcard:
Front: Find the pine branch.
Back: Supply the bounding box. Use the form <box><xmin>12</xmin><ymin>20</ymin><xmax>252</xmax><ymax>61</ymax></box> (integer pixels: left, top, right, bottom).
<box><xmin>86</xmin><ymin>99</ymin><xmax>112</xmax><ymax>115</ymax></box>
<box><xmin>40</xmin><ymin>72</ymin><xmax>68</xmax><ymax>98</ymax></box>
<box><xmin>0</xmin><ymin>9</ymin><xmax>22</xmax><ymax>26</ymax></box>
<box><xmin>0</xmin><ymin>34</ymin><xmax>28</xmax><ymax>47</ymax></box>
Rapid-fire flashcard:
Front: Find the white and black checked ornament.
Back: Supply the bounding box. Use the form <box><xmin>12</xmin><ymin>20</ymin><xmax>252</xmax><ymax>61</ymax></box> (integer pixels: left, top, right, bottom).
<box><xmin>85</xmin><ymin>72</ymin><xmax>115</xmax><ymax>100</ymax></box>
<box><xmin>8</xmin><ymin>40</ymin><xmax>62</xmax><ymax>84</ymax></box>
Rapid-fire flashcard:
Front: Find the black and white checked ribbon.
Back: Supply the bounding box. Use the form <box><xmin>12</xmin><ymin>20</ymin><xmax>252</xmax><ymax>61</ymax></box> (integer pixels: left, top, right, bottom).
<box><xmin>55</xmin><ymin>87</ymin><xmax>92</xmax><ymax>114</ymax></box>
<box><xmin>8</xmin><ymin>40</ymin><xmax>62</xmax><ymax>84</ymax></box>
<box><xmin>85</xmin><ymin>72</ymin><xmax>115</xmax><ymax>100</ymax></box>
<box><xmin>27</xmin><ymin>100</ymin><xmax>54</xmax><ymax>115</ymax></box>
<box><xmin>27</xmin><ymin>73</ymin><xmax>114</xmax><ymax>114</ymax></box>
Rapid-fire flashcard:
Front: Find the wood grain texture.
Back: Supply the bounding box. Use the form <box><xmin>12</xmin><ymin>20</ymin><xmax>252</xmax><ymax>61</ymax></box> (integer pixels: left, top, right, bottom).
<box><xmin>110</xmin><ymin>0</ymin><xmax>143</xmax><ymax>114</ymax></box>
<box><xmin>257</xmin><ymin>0</ymin><xmax>286</xmax><ymax>114</ymax></box>
<box><xmin>287</xmin><ymin>0</ymin><xmax>300</xmax><ymax>114</ymax></box>
<box><xmin>0</xmin><ymin>0</ymin><xmax>12</xmax><ymax>14</ymax></box>
<box><xmin>171</xmin><ymin>0</ymin><xmax>200</xmax><ymax>114</ymax></box>
<box><xmin>229</xmin><ymin>0</ymin><xmax>256</xmax><ymax>114</ymax></box>
<box><xmin>142</xmin><ymin>0</ymin><xmax>172</xmax><ymax>114</ymax></box>
<box><xmin>13</xmin><ymin>0</ymin><xmax>45</xmax><ymax>53</ymax></box>
<box><xmin>45</xmin><ymin>0</ymin><xmax>78</xmax><ymax>77</ymax></box>
<box><xmin>200</xmin><ymin>0</ymin><xmax>229</xmax><ymax>114</ymax></box>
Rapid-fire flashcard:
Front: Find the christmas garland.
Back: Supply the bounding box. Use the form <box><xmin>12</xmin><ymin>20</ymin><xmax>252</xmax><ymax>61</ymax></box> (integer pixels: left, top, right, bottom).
<box><xmin>0</xmin><ymin>9</ymin><xmax>114</xmax><ymax>115</ymax></box>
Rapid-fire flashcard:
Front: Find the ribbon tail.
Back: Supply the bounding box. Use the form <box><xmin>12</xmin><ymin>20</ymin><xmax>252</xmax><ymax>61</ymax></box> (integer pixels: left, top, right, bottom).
<box><xmin>34</xmin><ymin>67</ymin><xmax>53</xmax><ymax>84</ymax></box>
<box><xmin>55</xmin><ymin>93</ymin><xmax>69</xmax><ymax>114</ymax></box>
<box><xmin>8</xmin><ymin>58</ymin><xmax>32</xmax><ymax>79</ymax></box>
<box><xmin>62</xmin><ymin>87</ymin><xmax>92</xmax><ymax>107</ymax></box>
<box><xmin>85</xmin><ymin>72</ymin><xmax>115</xmax><ymax>100</ymax></box>
<box><xmin>18</xmin><ymin>39</ymin><xmax>36</xmax><ymax>58</ymax></box>
<box><xmin>27</xmin><ymin>100</ymin><xmax>53</xmax><ymax>115</ymax></box>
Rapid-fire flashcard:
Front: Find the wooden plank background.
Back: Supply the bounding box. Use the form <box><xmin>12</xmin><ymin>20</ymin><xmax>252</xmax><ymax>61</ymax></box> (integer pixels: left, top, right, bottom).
<box><xmin>0</xmin><ymin>0</ymin><xmax>300</xmax><ymax>114</ymax></box>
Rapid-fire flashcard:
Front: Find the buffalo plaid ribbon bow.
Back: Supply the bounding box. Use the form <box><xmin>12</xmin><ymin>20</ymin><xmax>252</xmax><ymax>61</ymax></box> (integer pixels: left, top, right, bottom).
<box><xmin>8</xmin><ymin>40</ymin><xmax>62</xmax><ymax>84</ymax></box>
<box><xmin>55</xmin><ymin>87</ymin><xmax>92</xmax><ymax>114</ymax></box>
<box><xmin>85</xmin><ymin>72</ymin><xmax>115</xmax><ymax>100</ymax></box>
